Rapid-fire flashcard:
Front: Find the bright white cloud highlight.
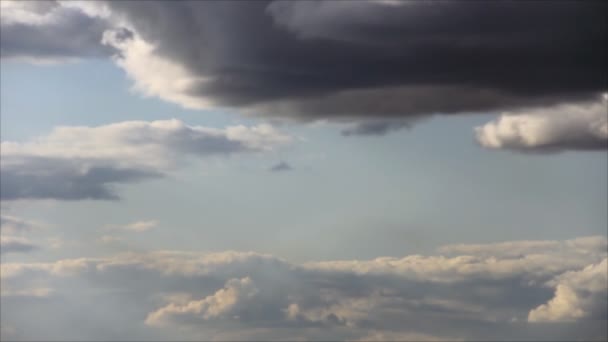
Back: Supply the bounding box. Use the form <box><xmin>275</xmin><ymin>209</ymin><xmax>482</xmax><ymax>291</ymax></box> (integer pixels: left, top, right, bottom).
<box><xmin>475</xmin><ymin>96</ymin><xmax>608</xmax><ymax>152</ymax></box>
<box><xmin>528</xmin><ymin>258</ymin><xmax>608</xmax><ymax>322</ymax></box>
<box><xmin>146</xmin><ymin>277</ymin><xmax>258</xmax><ymax>326</ymax></box>
<box><xmin>102</xmin><ymin>29</ymin><xmax>212</xmax><ymax>110</ymax></box>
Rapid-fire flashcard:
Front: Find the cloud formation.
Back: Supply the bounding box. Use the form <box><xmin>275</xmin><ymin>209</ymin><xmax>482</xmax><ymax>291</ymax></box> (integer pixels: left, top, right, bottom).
<box><xmin>1</xmin><ymin>236</ymin><xmax>606</xmax><ymax>340</ymax></box>
<box><xmin>0</xmin><ymin>0</ymin><xmax>113</xmax><ymax>62</ymax></box>
<box><xmin>0</xmin><ymin>119</ymin><xmax>290</xmax><ymax>201</ymax></box>
<box><xmin>528</xmin><ymin>259</ymin><xmax>608</xmax><ymax>322</ymax></box>
<box><xmin>103</xmin><ymin>1</ymin><xmax>606</xmax><ymax>118</ymax></box>
<box><xmin>4</xmin><ymin>1</ymin><xmax>605</xmax><ymax>122</ymax></box>
<box><xmin>476</xmin><ymin>96</ymin><xmax>608</xmax><ymax>152</ymax></box>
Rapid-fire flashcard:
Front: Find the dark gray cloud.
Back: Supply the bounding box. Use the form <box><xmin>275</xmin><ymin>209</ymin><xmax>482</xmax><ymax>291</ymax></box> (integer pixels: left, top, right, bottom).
<box><xmin>341</xmin><ymin>120</ymin><xmax>412</xmax><ymax>137</ymax></box>
<box><xmin>0</xmin><ymin>157</ymin><xmax>162</xmax><ymax>201</ymax></box>
<box><xmin>0</xmin><ymin>1</ymin><xmax>114</xmax><ymax>61</ymax></box>
<box><xmin>269</xmin><ymin>161</ymin><xmax>292</xmax><ymax>172</ymax></box>
<box><xmin>1</xmin><ymin>236</ymin><xmax>606</xmax><ymax>340</ymax></box>
<box><xmin>3</xmin><ymin>1</ymin><xmax>605</xmax><ymax>134</ymax></box>
<box><xmin>100</xmin><ymin>0</ymin><xmax>606</xmax><ymax>121</ymax></box>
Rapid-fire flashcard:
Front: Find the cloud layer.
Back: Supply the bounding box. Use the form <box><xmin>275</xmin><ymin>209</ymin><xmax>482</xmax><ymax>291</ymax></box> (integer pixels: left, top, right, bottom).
<box><xmin>0</xmin><ymin>119</ymin><xmax>290</xmax><ymax>201</ymax></box>
<box><xmin>1</xmin><ymin>235</ymin><xmax>606</xmax><ymax>340</ymax></box>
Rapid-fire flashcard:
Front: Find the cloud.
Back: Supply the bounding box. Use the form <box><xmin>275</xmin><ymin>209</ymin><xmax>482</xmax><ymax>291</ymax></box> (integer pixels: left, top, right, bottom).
<box><xmin>475</xmin><ymin>96</ymin><xmax>608</xmax><ymax>152</ymax></box>
<box><xmin>146</xmin><ymin>277</ymin><xmax>258</xmax><ymax>326</ymax></box>
<box><xmin>1</xmin><ymin>214</ymin><xmax>45</xmax><ymax>234</ymax></box>
<box><xmin>269</xmin><ymin>161</ymin><xmax>292</xmax><ymax>172</ymax></box>
<box><xmin>0</xmin><ymin>119</ymin><xmax>291</xmax><ymax>201</ymax></box>
<box><xmin>341</xmin><ymin>120</ymin><xmax>412</xmax><ymax>137</ymax></box>
<box><xmin>3</xmin><ymin>1</ymin><xmax>606</xmax><ymax>143</ymax></box>
<box><xmin>0</xmin><ymin>235</ymin><xmax>38</xmax><ymax>254</ymax></box>
<box><xmin>99</xmin><ymin>1</ymin><xmax>605</xmax><ymax>121</ymax></box>
<box><xmin>105</xmin><ymin>220</ymin><xmax>158</xmax><ymax>232</ymax></box>
<box><xmin>5</xmin><ymin>2</ymin><xmax>603</xmax><ymax>121</ymax></box>
<box><xmin>1</xmin><ymin>236</ymin><xmax>606</xmax><ymax>340</ymax></box>
<box><xmin>528</xmin><ymin>258</ymin><xmax>608</xmax><ymax>322</ymax></box>
<box><xmin>0</xmin><ymin>0</ymin><xmax>114</xmax><ymax>62</ymax></box>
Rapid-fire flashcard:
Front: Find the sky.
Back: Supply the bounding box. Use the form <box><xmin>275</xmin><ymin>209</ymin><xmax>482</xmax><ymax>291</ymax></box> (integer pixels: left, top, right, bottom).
<box><xmin>0</xmin><ymin>1</ymin><xmax>607</xmax><ymax>341</ymax></box>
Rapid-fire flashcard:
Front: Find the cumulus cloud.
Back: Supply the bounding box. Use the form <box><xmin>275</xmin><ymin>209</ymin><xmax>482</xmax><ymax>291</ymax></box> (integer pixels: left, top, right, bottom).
<box><xmin>4</xmin><ymin>1</ymin><xmax>605</xmax><ymax>126</ymax></box>
<box><xmin>528</xmin><ymin>258</ymin><xmax>608</xmax><ymax>322</ymax></box>
<box><xmin>146</xmin><ymin>277</ymin><xmax>258</xmax><ymax>326</ymax></box>
<box><xmin>103</xmin><ymin>1</ymin><xmax>606</xmax><ymax>119</ymax></box>
<box><xmin>475</xmin><ymin>96</ymin><xmax>608</xmax><ymax>152</ymax></box>
<box><xmin>1</xmin><ymin>236</ymin><xmax>606</xmax><ymax>341</ymax></box>
<box><xmin>0</xmin><ymin>119</ymin><xmax>291</xmax><ymax>201</ymax></box>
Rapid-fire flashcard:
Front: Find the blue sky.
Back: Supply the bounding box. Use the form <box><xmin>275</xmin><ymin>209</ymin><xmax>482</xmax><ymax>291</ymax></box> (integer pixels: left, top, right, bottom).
<box><xmin>1</xmin><ymin>1</ymin><xmax>606</xmax><ymax>341</ymax></box>
<box><xmin>3</xmin><ymin>59</ymin><xmax>606</xmax><ymax>263</ymax></box>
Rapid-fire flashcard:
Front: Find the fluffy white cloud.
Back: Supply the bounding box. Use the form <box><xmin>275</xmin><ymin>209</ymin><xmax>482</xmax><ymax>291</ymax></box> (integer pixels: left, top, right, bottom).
<box><xmin>1</xmin><ymin>236</ymin><xmax>606</xmax><ymax>341</ymax></box>
<box><xmin>475</xmin><ymin>96</ymin><xmax>607</xmax><ymax>152</ymax></box>
<box><xmin>528</xmin><ymin>258</ymin><xmax>607</xmax><ymax>322</ymax></box>
<box><xmin>101</xmin><ymin>29</ymin><xmax>212</xmax><ymax>110</ymax></box>
<box><xmin>146</xmin><ymin>277</ymin><xmax>258</xmax><ymax>326</ymax></box>
<box><xmin>0</xmin><ymin>119</ymin><xmax>290</xmax><ymax>200</ymax></box>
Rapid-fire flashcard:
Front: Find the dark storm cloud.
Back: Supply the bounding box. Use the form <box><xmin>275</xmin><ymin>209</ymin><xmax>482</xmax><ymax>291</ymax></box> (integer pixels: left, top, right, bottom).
<box><xmin>102</xmin><ymin>0</ymin><xmax>607</xmax><ymax>120</ymax></box>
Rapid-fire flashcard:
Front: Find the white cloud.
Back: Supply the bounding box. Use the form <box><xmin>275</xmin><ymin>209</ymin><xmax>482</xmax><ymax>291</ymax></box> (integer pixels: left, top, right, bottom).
<box><xmin>146</xmin><ymin>277</ymin><xmax>258</xmax><ymax>326</ymax></box>
<box><xmin>528</xmin><ymin>258</ymin><xmax>608</xmax><ymax>322</ymax></box>
<box><xmin>475</xmin><ymin>96</ymin><xmax>607</xmax><ymax>152</ymax></box>
<box><xmin>101</xmin><ymin>29</ymin><xmax>212</xmax><ymax>110</ymax></box>
<box><xmin>1</xmin><ymin>236</ymin><xmax>605</xmax><ymax>340</ymax></box>
<box><xmin>0</xmin><ymin>119</ymin><xmax>291</xmax><ymax>200</ymax></box>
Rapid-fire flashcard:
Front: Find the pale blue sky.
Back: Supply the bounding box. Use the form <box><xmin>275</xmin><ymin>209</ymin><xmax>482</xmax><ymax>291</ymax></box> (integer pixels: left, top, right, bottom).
<box><xmin>2</xmin><ymin>60</ymin><xmax>606</xmax><ymax>263</ymax></box>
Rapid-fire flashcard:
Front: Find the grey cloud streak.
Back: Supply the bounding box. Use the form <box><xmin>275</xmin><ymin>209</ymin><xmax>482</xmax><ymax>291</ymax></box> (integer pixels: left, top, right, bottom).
<box><xmin>0</xmin><ymin>119</ymin><xmax>290</xmax><ymax>201</ymax></box>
